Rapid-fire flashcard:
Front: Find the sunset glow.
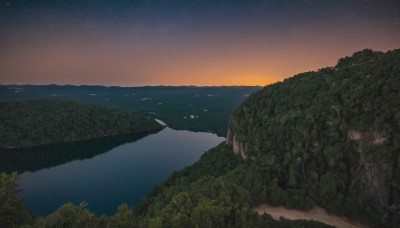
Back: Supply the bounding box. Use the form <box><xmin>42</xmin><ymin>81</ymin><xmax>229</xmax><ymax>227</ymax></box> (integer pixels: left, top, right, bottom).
<box><xmin>1</xmin><ymin>0</ymin><xmax>399</xmax><ymax>86</ymax></box>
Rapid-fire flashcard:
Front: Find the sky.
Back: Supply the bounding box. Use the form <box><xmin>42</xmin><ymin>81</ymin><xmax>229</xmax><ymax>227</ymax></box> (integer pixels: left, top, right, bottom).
<box><xmin>0</xmin><ymin>0</ymin><xmax>399</xmax><ymax>86</ymax></box>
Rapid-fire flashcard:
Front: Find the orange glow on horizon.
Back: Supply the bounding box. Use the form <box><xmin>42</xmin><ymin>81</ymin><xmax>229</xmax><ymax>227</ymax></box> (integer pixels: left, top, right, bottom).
<box><xmin>1</xmin><ymin>0</ymin><xmax>400</xmax><ymax>87</ymax></box>
<box><xmin>0</xmin><ymin>23</ymin><xmax>399</xmax><ymax>87</ymax></box>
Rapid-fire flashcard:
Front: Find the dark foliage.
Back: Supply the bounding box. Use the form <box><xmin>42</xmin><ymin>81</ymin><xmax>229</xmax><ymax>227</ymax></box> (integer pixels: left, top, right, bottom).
<box><xmin>0</xmin><ymin>99</ymin><xmax>162</xmax><ymax>148</ymax></box>
<box><xmin>228</xmin><ymin>49</ymin><xmax>400</xmax><ymax>226</ymax></box>
<box><xmin>3</xmin><ymin>49</ymin><xmax>399</xmax><ymax>227</ymax></box>
<box><xmin>0</xmin><ymin>131</ymin><xmax>155</xmax><ymax>173</ymax></box>
<box><xmin>1</xmin><ymin>145</ymin><xmax>331</xmax><ymax>227</ymax></box>
<box><xmin>0</xmin><ymin>172</ymin><xmax>34</xmax><ymax>227</ymax></box>
<box><xmin>0</xmin><ymin>86</ymin><xmax>261</xmax><ymax>136</ymax></box>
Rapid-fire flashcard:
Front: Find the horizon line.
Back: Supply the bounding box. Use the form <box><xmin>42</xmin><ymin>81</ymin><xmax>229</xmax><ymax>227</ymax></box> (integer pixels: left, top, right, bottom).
<box><xmin>0</xmin><ymin>83</ymin><xmax>268</xmax><ymax>88</ymax></box>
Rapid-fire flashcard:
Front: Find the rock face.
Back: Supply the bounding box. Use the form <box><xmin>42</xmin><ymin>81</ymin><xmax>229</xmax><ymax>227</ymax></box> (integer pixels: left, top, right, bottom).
<box><xmin>355</xmin><ymin>152</ymin><xmax>393</xmax><ymax>206</ymax></box>
<box><xmin>228</xmin><ymin>134</ymin><xmax>248</xmax><ymax>159</ymax></box>
<box><xmin>348</xmin><ymin>130</ymin><xmax>362</xmax><ymax>141</ymax></box>
<box><xmin>226</xmin><ymin>128</ymin><xmax>246</xmax><ymax>159</ymax></box>
<box><xmin>348</xmin><ymin>129</ymin><xmax>392</xmax><ymax>206</ymax></box>
<box><xmin>348</xmin><ymin>130</ymin><xmax>387</xmax><ymax>145</ymax></box>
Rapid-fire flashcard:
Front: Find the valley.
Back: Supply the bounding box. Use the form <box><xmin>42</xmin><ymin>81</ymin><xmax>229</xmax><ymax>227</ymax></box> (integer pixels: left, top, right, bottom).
<box><xmin>1</xmin><ymin>0</ymin><xmax>398</xmax><ymax>227</ymax></box>
<box><xmin>1</xmin><ymin>49</ymin><xmax>399</xmax><ymax>227</ymax></box>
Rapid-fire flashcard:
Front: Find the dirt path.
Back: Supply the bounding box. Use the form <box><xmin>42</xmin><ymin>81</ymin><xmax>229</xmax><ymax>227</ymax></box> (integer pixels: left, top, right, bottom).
<box><xmin>253</xmin><ymin>204</ymin><xmax>367</xmax><ymax>228</ymax></box>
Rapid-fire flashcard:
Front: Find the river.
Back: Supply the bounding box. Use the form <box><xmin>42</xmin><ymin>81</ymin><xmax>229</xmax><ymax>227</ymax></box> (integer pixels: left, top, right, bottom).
<box><xmin>0</xmin><ymin>127</ymin><xmax>225</xmax><ymax>216</ymax></box>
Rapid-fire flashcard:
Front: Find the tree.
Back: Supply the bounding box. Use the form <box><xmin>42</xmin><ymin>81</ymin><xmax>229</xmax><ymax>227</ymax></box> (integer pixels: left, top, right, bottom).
<box><xmin>0</xmin><ymin>172</ymin><xmax>34</xmax><ymax>227</ymax></box>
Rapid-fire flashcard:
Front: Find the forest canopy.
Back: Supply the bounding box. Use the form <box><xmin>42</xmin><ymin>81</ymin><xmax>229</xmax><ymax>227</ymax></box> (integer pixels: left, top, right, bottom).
<box><xmin>227</xmin><ymin>48</ymin><xmax>400</xmax><ymax>226</ymax></box>
<box><xmin>1</xmin><ymin>49</ymin><xmax>399</xmax><ymax>227</ymax></box>
<box><xmin>0</xmin><ymin>99</ymin><xmax>162</xmax><ymax>148</ymax></box>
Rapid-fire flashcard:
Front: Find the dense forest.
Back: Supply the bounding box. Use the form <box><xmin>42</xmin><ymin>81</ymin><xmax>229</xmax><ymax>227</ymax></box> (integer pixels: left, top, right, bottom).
<box><xmin>1</xmin><ymin>49</ymin><xmax>399</xmax><ymax>227</ymax></box>
<box><xmin>0</xmin><ymin>99</ymin><xmax>162</xmax><ymax>148</ymax></box>
<box><xmin>227</xmin><ymin>48</ymin><xmax>400</xmax><ymax>226</ymax></box>
<box><xmin>1</xmin><ymin>145</ymin><xmax>333</xmax><ymax>228</ymax></box>
<box><xmin>0</xmin><ymin>86</ymin><xmax>260</xmax><ymax>136</ymax></box>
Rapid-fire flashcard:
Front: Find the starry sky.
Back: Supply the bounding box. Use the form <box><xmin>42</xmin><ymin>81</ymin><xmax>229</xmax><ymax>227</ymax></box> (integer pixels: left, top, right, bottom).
<box><xmin>0</xmin><ymin>0</ymin><xmax>399</xmax><ymax>86</ymax></box>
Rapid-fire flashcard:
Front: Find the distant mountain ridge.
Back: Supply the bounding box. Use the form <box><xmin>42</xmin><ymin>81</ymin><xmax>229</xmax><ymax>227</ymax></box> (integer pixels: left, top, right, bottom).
<box><xmin>0</xmin><ymin>99</ymin><xmax>163</xmax><ymax>148</ymax></box>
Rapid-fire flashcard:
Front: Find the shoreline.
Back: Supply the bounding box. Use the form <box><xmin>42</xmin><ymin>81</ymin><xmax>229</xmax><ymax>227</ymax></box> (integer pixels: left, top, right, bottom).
<box><xmin>0</xmin><ymin>127</ymin><xmax>163</xmax><ymax>150</ymax></box>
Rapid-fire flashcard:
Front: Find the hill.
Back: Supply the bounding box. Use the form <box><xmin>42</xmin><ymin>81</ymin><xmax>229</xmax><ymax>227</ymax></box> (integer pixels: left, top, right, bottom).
<box><xmin>0</xmin><ymin>132</ymin><xmax>151</xmax><ymax>173</ymax></box>
<box><xmin>132</xmin><ymin>49</ymin><xmax>400</xmax><ymax>227</ymax></box>
<box><xmin>0</xmin><ymin>86</ymin><xmax>261</xmax><ymax>136</ymax></box>
<box><xmin>226</xmin><ymin>48</ymin><xmax>400</xmax><ymax>226</ymax></box>
<box><xmin>0</xmin><ymin>99</ymin><xmax>162</xmax><ymax>148</ymax></box>
<box><xmin>1</xmin><ymin>49</ymin><xmax>399</xmax><ymax>227</ymax></box>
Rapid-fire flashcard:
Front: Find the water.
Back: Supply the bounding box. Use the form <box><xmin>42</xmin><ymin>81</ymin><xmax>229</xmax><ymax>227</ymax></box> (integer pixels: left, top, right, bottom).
<box><xmin>0</xmin><ymin>127</ymin><xmax>225</xmax><ymax>216</ymax></box>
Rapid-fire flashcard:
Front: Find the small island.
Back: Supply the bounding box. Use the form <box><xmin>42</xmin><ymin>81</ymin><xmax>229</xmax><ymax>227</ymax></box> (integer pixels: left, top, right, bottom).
<box><xmin>0</xmin><ymin>99</ymin><xmax>163</xmax><ymax>148</ymax></box>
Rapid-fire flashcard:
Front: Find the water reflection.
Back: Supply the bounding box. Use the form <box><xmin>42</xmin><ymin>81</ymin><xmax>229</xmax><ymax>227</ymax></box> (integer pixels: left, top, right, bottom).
<box><xmin>4</xmin><ymin>127</ymin><xmax>224</xmax><ymax>216</ymax></box>
<box><xmin>0</xmin><ymin>130</ymin><xmax>158</xmax><ymax>173</ymax></box>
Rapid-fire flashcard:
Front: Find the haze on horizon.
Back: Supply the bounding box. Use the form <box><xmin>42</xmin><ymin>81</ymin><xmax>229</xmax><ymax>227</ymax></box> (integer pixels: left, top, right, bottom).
<box><xmin>0</xmin><ymin>0</ymin><xmax>399</xmax><ymax>86</ymax></box>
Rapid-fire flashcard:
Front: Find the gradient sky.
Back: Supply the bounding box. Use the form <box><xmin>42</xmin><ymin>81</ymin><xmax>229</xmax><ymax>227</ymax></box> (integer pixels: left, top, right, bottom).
<box><xmin>0</xmin><ymin>0</ymin><xmax>399</xmax><ymax>86</ymax></box>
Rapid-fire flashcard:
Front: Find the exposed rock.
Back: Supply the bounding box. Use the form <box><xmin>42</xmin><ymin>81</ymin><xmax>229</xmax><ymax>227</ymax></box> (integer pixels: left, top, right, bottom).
<box><xmin>348</xmin><ymin>130</ymin><xmax>362</xmax><ymax>141</ymax></box>
<box><xmin>232</xmin><ymin>135</ymin><xmax>239</xmax><ymax>153</ymax></box>
<box><xmin>227</xmin><ymin>128</ymin><xmax>248</xmax><ymax>159</ymax></box>
<box><xmin>348</xmin><ymin>129</ymin><xmax>387</xmax><ymax>145</ymax></box>
<box><xmin>349</xmin><ymin>129</ymin><xmax>392</xmax><ymax>206</ymax></box>
<box><xmin>353</xmin><ymin>152</ymin><xmax>393</xmax><ymax>207</ymax></box>
<box><xmin>226</xmin><ymin>128</ymin><xmax>233</xmax><ymax>144</ymax></box>
<box><xmin>372</xmin><ymin>132</ymin><xmax>386</xmax><ymax>145</ymax></box>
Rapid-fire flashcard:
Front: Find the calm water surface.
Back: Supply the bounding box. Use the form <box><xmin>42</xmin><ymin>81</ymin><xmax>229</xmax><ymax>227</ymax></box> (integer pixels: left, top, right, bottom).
<box><xmin>14</xmin><ymin>127</ymin><xmax>224</xmax><ymax>216</ymax></box>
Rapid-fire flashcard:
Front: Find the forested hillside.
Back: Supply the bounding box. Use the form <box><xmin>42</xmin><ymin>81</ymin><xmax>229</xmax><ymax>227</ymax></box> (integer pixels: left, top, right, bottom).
<box><xmin>227</xmin><ymin>48</ymin><xmax>400</xmax><ymax>226</ymax></box>
<box><xmin>1</xmin><ymin>145</ymin><xmax>333</xmax><ymax>228</ymax></box>
<box><xmin>0</xmin><ymin>99</ymin><xmax>162</xmax><ymax>148</ymax></box>
<box><xmin>0</xmin><ymin>132</ymin><xmax>150</xmax><ymax>173</ymax></box>
<box><xmin>0</xmin><ymin>86</ymin><xmax>260</xmax><ymax>136</ymax></box>
<box><xmin>1</xmin><ymin>49</ymin><xmax>399</xmax><ymax>227</ymax></box>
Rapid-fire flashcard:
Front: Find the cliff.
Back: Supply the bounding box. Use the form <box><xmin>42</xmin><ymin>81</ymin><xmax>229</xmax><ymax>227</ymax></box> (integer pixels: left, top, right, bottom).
<box><xmin>227</xmin><ymin>49</ymin><xmax>400</xmax><ymax>223</ymax></box>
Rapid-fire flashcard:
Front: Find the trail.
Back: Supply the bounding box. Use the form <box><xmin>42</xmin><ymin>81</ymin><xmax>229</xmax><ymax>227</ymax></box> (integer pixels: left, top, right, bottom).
<box><xmin>253</xmin><ymin>204</ymin><xmax>367</xmax><ymax>228</ymax></box>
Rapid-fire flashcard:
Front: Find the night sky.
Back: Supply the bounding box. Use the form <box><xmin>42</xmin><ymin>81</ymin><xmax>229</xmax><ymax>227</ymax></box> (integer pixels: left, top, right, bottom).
<box><xmin>1</xmin><ymin>0</ymin><xmax>399</xmax><ymax>86</ymax></box>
